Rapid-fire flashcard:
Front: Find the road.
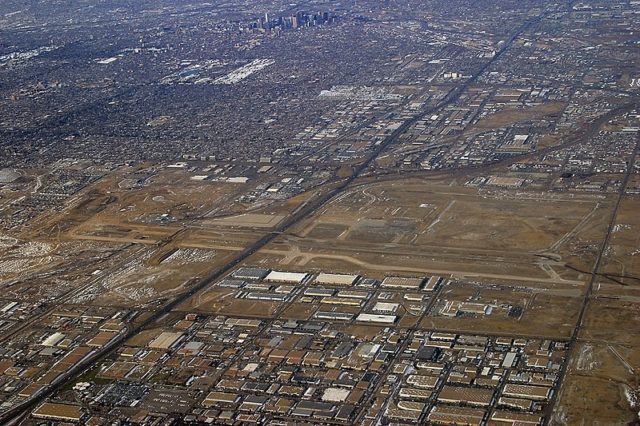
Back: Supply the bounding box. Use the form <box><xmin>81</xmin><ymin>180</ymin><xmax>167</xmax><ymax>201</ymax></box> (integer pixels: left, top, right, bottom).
<box><xmin>0</xmin><ymin>243</ymin><xmax>141</xmax><ymax>345</ymax></box>
<box><xmin>0</xmin><ymin>3</ymin><xmax>579</xmax><ymax>423</ymax></box>
<box><xmin>362</xmin><ymin>100</ymin><xmax>639</xmax><ymax>187</ymax></box>
<box><xmin>543</xmin><ymin>134</ymin><xmax>640</xmax><ymax>425</ymax></box>
<box><xmin>357</xmin><ymin>282</ymin><xmax>446</xmax><ymax>425</ymax></box>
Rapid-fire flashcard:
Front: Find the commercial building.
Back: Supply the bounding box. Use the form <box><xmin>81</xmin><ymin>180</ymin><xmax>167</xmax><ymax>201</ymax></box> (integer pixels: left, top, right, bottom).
<box><xmin>427</xmin><ymin>405</ymin><xmax>485</xmax><ymax>425</ymax></box>
<box><xmin>264</xmin><ymin>271</ymin><xmax>308</xmax><ymax>284</ymax></box>
<box><xmin>502</xmin><ymin>383</ymin><xmax>551</xmax><ymax>401</ymax></box>
<box><xmin>32</xmin><ymin>402</ymin><xmax>83</xmax><ymax>422</ymax></box>
<box><xmin>232</xmin><ymin>267</ymin><xmax>270</xmax><ymax>281</ymax></box>
<box><xmin>314</xmin><ymin>273</ymin><xmax>360</xmax><ymax>286</ymax></box>
<box><xmin>355</xmin><ymin>313</ymin><xmax>397</xmax><ymax>324</ymax></box>
<box><xmin>314</xmin><ymin>311</ymin><xmax>354</xmax><ymax>321</ymax></box>
<box><xmin>148</xmin><ymin>332</ymin><xmax>184</xmax><ymax>350</ymax></box>
<box><xmin>437</xmin><ymin>385</ymin><xmax>494</xmax><ymax>407</ymax></box>
<box><xmin>41</xmin><ymin>332</ymin><xmax>65</xmax><ymax>347</ymax></box>
<box><xmin>381</xmin><ymin>276</ymin><xmax>425</xmax><ymax>289</ymax></box>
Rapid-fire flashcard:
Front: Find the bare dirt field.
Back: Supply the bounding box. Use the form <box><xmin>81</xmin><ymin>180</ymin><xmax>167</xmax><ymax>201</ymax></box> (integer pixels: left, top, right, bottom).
<box><xmin>600</xmin><ymin>197</ymin><xmax>640</xmax><ymax>284</ymax></box>
<box><xmin>475</xmin><ymin>102</ymin><xmax>567</xmax><ymax>131</ymax></box>
<box><xmin>273</xmin><ymin>179</ymin><xmax>610</xmax><ymax>284</ymax></box>
<box><xmin>556</xmin><ymin>275</ymin><xmax>640</xmax><ymax>424</ymax></box>
<box><xmin>554</xmin><ymin>341</ymin><xmax>639</xmax><ymax>425</ymax></box>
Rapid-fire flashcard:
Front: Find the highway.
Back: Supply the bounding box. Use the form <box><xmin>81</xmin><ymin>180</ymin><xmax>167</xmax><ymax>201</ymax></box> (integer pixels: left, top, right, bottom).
<box><xmin>0</xmin><ymin>3</ymin><xmax>587</xmax><ymax>422</ymax></box>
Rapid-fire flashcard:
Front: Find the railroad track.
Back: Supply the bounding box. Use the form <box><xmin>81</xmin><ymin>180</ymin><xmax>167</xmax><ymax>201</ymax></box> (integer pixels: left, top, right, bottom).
<box><xmin>0</xmin><ymin>4</ymin><xmax>581</xmax><ymax>422</ymax></box>
<box><xmin>543</xmin><ymin>133</ymin><xmax>640</xmax><ymax>425</ymax></box>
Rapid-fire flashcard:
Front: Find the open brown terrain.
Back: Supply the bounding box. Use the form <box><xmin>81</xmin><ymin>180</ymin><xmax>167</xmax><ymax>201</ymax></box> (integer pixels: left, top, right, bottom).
<box><xmin>475</xmin><ymin>101</ymin><xmax>567</xmax><ymax>130</ymax></box>
<box><xmin>556</xmin><ymin>273</ymin><xmax>640</xmax><ymax>424</ymax></box>
<box><xmin>266</xmin><ymin>178</ymin><xmax>610</xmax><ymax>285</ymax></box>
<box><xmin>600</xmin><ymin>197</ymin><xmax>640</xmax><ymax>284</ymax></box>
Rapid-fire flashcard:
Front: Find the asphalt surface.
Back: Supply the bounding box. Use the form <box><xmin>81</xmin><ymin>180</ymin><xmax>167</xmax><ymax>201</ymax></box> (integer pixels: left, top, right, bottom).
<box><xmin>0</xmin><ymin>3</ymin><xmax>618</xmax><ymax>422</ymax></box>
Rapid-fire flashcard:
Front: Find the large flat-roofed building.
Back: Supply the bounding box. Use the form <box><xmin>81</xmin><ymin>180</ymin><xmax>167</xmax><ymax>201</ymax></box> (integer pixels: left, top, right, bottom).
<box><xmin>148</xmin><ymin>332</ymin><xmax>184</xmax><ymax>350</ymax></box>
<box><xmin>1</xmin><ymin>301</ymin><xmax>18</xmax><ymax>313</ymax></box>
<box><xmin>498</xmin><ymin>397</ymin><xmax>532</xmax><ymax>411</ymax></box>
<box><xmin>491</xmin><ymin>410</ymin><xmax>542</xmax><ymax>425</ymax></box>
<box><xmin>424</xmin><ymin>276</ymin><xmax>444</xmax><ymax>291</ymax></box>
<box><xmin>430</xmin><ymin>332</ymin><xmax>456</xmax><ymax>341</ymax></box>
<box><xmin>381</xmin><ymin>276</ymin><xmax>425</xmax><ymax>289</ymax></box>
<box><xmin>321</xmin><ymin>387</ymin><xmax>350</xmax><ymax>402</ymax></box>
<box><xmin>245</xmin><ymin>292</ymin><xmax>289</xmax><ymax>302</ymax></box>
<box><xmin>264</xmin><ymin>271</ymin><xmax>308</xmax><ymax>284</ymax></box>
<box><xmin>203</xmin><ymin>391</ymin><xmax>239</xmax><ymax>407</ymax></box>
<box><xmin>314</xmin><ymin>273</ymin><xmax>359</xmax><ymax>286</ymax></box>
<box><xmin>336</xmin><ymin>290</ymin><xmax>369</xmax><ymax>299</ymax></box>
<box><xmin>427</xmin><ymin>405</ymin><xmax>485</xmax><ymax>425</ymax></box>
<box><xmin>217</xmin><ymin>279</ymin><xmax>246</xmax><ymax>288</ymax></box>
<box><xmin>388</xmin><ymin>401</ymin><xmax>425</xmax><ymax>421</ymax></box>
<box><xmin>33</xmin><ymin>402</ymin><xmax>83</xmax><ymax>422</ymax></box>
<box><xmin>407</xmin><ymin>374</ymin><xmax>439</xmax><ymax>389</ymax></box>
<box><xmin>244</xmin><ymin>283</ymin><xmax>272</xmax><ymax>291</ymax></box>
<box><xmin>41</xmin><ymin>332</ymin><xmax>65</xmax><ymax>347</ymax></box>
<box><xmin>87</xmin><ymin>331</ymin><xmax>118</xmax><ymax>347</ymax></box>
<box><xmin>225</xmin><ymin>318</ymin><xmax>262</xmax><ymax>328</ymax></box>
<box><xmin>502</xmin><ymin>352</ymin><xmax>518</xmax><ymax>368</ymax></box>
<box><xmin>372</xmin><ymin>302</ymin><xmax>399</xmax><ymax>314</ymax></box>
<box><xmin>497</xmin><ymin>134</ymin><xmax>532</xmax><ymax>154</ymax></box>
<box><xmin>314</xmin><ymin>311</ymin><xmax>354</xmax><ymax>321</ymax></box>
<box><xmin>304</xmin><ymin>288</ymin><xmax>335</xmax><ymax>297</ymax></box>
<box><xmin>502</xmin><ymin>383</ymin><xmax>551</xmax><ymax>401</ymax></box>
<box><xmin>437</xmin><ymin>385</ymin><xmax>493</xmax><ymax>407</ymax></box>
<box><xmin>356</xmin><ymin>313</ymin><xmax>397</xmax><ymax>324</ymax></box>
<box><xmin>398</xmin><ymin>387</ymin><xmax>431</xmax><ymax>400</ymax></box>
<box><xmin>320</xmin><ymin>296</ymin><xmax>363</xmax><ymax>306</ymax></box>
<box><xmin>232</xmin><ymin>267</ymin><xmax>270</xmax><ymax>281</ymax></box>
<box><xmin>459</xmin><ymin>302</ymin><xmax>492</xmax><ymax>315</ymax></box>
<box><xmin>18</xmin><ymin>383</ymin><xmax>44</xmax><ymax>399</ymax></box>
<box><xmin>486</xmin><ymin>176</ymin><xmax>525</xmax><ymax>187</ymax></box>
<box><xmin>275</xmin><ymin>285</ymin><xmax>295</xmax><ymax>294</ymax></box>
<box><xmin>397</xmin><ymin>401</ymin><xmax>425</xmax><ymax>413</ymax></box>
<box><xmin>442</xmin><ymin>301</ymin><xmax>491</xmax><ymax>317</ymax></box>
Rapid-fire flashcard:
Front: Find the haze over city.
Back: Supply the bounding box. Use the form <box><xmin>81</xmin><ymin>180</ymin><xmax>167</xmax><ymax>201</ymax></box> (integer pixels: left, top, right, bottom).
<box><xmin>0</xmin><ymin>0</ymin><xmax>639</xmax><ymax>424</ymax></box>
